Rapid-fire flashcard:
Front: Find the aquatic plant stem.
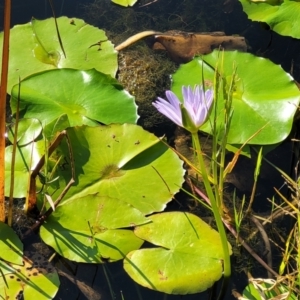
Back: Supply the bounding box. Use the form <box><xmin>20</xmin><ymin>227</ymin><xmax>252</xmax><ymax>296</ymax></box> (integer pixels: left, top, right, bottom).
<box><xmin>191</xmin><ymin>132</ymin><xmax>231</xmax><ymax>282</ymax></box>
<box><xmin>8</xmin><ymin>84</ymin><xmax>20</xmax><ymax>226</ymax></box>
<box><xmin>0</xmin><ymin>0</ymin><xmax>11</xmax><ymax>222</ymax></box>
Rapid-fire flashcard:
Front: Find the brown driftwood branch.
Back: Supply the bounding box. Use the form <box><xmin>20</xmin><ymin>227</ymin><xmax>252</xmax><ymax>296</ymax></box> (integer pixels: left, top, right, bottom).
<box><xmin>116</xmin><ymin>30</ymin><xmax>247</xmax><ymax>63</ymax></box>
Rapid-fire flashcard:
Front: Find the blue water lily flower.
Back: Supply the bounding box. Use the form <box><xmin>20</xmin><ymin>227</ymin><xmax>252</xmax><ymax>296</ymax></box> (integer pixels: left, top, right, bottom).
<box><xmin>153</xmin><ymin>85</ymin><xmax>213</xmax><ymax>133</ymax></box>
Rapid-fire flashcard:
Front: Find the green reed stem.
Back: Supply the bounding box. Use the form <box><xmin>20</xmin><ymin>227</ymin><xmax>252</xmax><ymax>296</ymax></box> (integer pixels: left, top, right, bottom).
<box><xmin>191</xmin><ymin>132</ymin><xmax>231</xmax><ymax>280</ymax></box>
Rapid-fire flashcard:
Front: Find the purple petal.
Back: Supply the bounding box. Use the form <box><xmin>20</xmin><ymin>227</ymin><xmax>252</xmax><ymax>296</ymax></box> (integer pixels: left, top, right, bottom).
<box><xmin>194</xmin><ymin>88</ymin><xmax>213</xmax><ymax>126</ymax></box>
<box><xmin>205</xmin><ymin>90</ymin><xmax>214</xmax><ymax>108</ymax></box>
<box><xmin>193</xmin><ymin>86</ymin><xmax>202</xmax><ymax>112</ymax></box>
<box><xmin>165</xmin><ymin>90</ymin><xmax>181</xmax><ymax>109</ymax></box>
<box><xmin>153</xmin><ymin>85</ymin><xmax>213</xmax><ymax>131</ymax></box>
<box><xmin>197</xmin><ymin>107</ymin><xmax>208</xmax><ymax>125</ymax></box>
<box><xmin>182</xmin><ymin>86</ymin><xmax>195</xmax><ymax>121</ymax></box>
<box><xmin>182</xmin><ymin>86</ymin><xmax>193</xmax><ymax>107</ymax></box>
<box><xmin>152</xmin><ymin>97</ymin><xmax>182</xmax><ymax>126</ymax></box>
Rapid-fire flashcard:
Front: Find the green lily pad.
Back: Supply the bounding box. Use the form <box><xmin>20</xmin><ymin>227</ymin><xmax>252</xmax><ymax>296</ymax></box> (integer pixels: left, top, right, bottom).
<box><xmin>0</xmin><ymin>252</ymin><xmax>59</xmax><ymax>299</ymax></box>
<box><xmin>5</xmin><ymin>139</ymin><xmax>45</xmax><ymax>198</ymax></box>
<box><xmin>40</xmin><ymin>124</ymin><xmax>184</xmax><ymax>215</ymax></box>
<box><xmin>43</xmin><ymin>114</ymin><xmax>71</xmax><ymax>141</ymax></box>
<box><xmin>0</xmin><ymin>222</ymin><xmax>23</xmax><ymax>265</ymax></box>
<box><xmin>239</xmin><ymin>0</ymin><xmax>300</xmax><ymax>39</ymax></box>
<box><xmin>243</xmin><ymin>280</ymin><xmax>298</xmax><ymax>299</ymax></box>
<box><xmin>10</xmin><ymin>68</ymin><xmax>138</xmax><ymax>128</ymax></box>
<box><xmin>124</xmin><ymin>212</ymin><xmax>232</xmax><ymax>294</ymax></box>
<box><xmin>7</xmin><ymin>118</ymin><xmax>43</xmax><ymax>146</ymax></box>
<box><xmin>172</xmin><ymin>51</ymin><xmax>300</xmax><ymax>145</ymax></box>
<box><xmin>0</xmin><ymin>17</ymin><xmax>117</xmax><ymax>93</ymax></box>
<box><xmin>40</xmin><ymin>194</ymin><xmax>147</xmax><ymax>263</ymax></box>
<box><xmin>112</xmin><ymin>0</ymin><xmax>138</xmax><ymax>6</ymax></box>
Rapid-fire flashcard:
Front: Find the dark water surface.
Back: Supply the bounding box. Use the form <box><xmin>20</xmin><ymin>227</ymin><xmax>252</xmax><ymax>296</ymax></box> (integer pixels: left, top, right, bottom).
<box><xmin>2</xmin><ymin>0</ymin><xmax>300</xmax><ymax>81</ymax></box>
<box><xmin>0</xmin><ymin>0</ymin><xmax>91</xmax><ymax>26</ymax></box>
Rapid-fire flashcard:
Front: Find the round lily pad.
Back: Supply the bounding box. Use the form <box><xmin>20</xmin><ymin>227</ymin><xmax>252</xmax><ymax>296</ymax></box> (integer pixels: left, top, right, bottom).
<box><xmin>40</xmin><ymin>194</ymin><xmax>147</xmax><ymax>263</ymax></box>
<box><xmin>39</xmin><ymin>124</ymin><xmax>184</xmax><ymax>262</ymax></box>
<box><xmin>0</xmin><ymin>17</ymin><xmax>117</xmax><ymax>93</ymax></box>
<box><xmin>239</xmin><ymin>0</ymin><xmax>300</xmax><ymax>39</ymax></box>
<box><xmin>7</xmin><ymin>118</ymin><xmax>43</xmax><ymax>146</ymax></box>
<box><xmin>172</xmin><ymin>51</ymin><xmax>300</xmax><ymax>145</ymax></box>
<box><xmin>10</xmin><ymin>68</ymin><xmax>138</xmax><ymax>128</ymax></box>
<box><xmin>124</xmin><ymin>212</ymin><xmax>232</xmax><ymax>294</ymax></box>
<box><xmin>243</xmin><ymin>281</ymin><xmax>298</xmax><ymax>299</ymax></box>
<box><xmin>5</xmin><ymin>139</ymin><xmax>45</xmax><ymax>198</ymax></box>
<box><xmin>112</xmin><ymin>0</ymin><xmax>137</xmax><ymax>6</ymax></box>
<box><xmin>42</xmin><ymin>124</ymin><xmax>185</xmax><ymax>215</ymax></box>
<box><xmin>0</xmin><ymin>252</ymin><xmax>59</xmax><ymax>300</ymax></box>
<box><xmin>0</xmin><ymin>222</ymin><xmax>23</xmax><ymax>265</ymax></box>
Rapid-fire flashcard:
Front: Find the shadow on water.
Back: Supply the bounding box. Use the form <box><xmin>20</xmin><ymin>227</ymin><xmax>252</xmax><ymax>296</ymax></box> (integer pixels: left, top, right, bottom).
<box><xmin>0</xmin><ymin>0</ymin><xmax>92</xmax><ymax>28</ymax></box>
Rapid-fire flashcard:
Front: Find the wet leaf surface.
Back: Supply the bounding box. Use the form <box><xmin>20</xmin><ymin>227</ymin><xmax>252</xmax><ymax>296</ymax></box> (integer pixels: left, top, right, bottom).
<box><xmin>239</xmin><ymin>0</ymin><xmax>300</xmax><ymax>39</ymax></box>
<box><xmin>39</xmin><ymin>124</ymin><xmax>185</xmax><ymax>262</ymax></box>
<box><xmin>124</xmin><ymin>212</ymin><xmax>232</xmax><ymax>294</ymax></box>
<box><xmin>172</xmin><ymin>51</ymin><xmax>300</xmax><ymax>145</ymax></box>
<box><xmin>0</xmin><ymin>222</ymin><xmax>23</xmax><ymax>265</ymax></box>
<box><xmin>0</xmin><ymin>252</ymin><xmax>59</xmax><ymax>300</ymax></box>
<box><xmin>0</xmin><ymin>17</ymin><xmax>117</xmax><ymax>93</ymax></box>
<box><xmin>11</xmin><ymin>69</ymin><xmax>138</xmax><ymax>128</ymax></box>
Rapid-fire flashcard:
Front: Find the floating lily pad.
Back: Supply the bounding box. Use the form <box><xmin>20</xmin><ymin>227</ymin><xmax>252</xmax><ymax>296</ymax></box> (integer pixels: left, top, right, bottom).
<box><xmin>5</xmin><ymin>139</ymin><xmax>45</xmax><ymax>198</ymax></box>
<box><xmin>124</xmin><ymin>212</ymin><xmax>232</xmax><ymax>294</ymax></box>
<box><xmin>7</xmin><ymin>118</ymin><xmax>43</xmax><ymax>146</ymax></box>
<box><xmin>243</xmin><ymin>280</ymin><xmax>298</xmax><ymax>299</ymax></box>
<box><xmin>0</xmin><ymin>252</ymin><xmax>59</xmax><ymax>300</ymax></box>
<box><xmin>40</xmin><ymin>194</ymin><xmax>147</xmax><ymax>263</ymax></box>
<box><xmin>40</xmin><ymin>124</ymin><xmax>184</xmax><ymax>215</ymax></box>
<box><xmin>39</xmin><ymin>124</ymin><xmax>184</xmax><ymax>262</ymax></box>
<box><xmin>0</xmin><ymin>222</ymin><xmax>23</xmax><ymax>265</ymax></box>
<box><xmin>239</xmin><ymin>0</ymin><xmax>300</xmax><ymax>39</ymax></box>
<box><xmin>112</xmin><ymin>0</ymin><xmax>137</xmax><ymax>6</ymax></box>
<box><xmin>0</xmin><ymin>17</ymin><xmax>117</xmax><ymax>93</ymax></box>
<box><xmin>10</xmin><ymin>68</ymin><xmax>138</xmax><ymax>129</ymax></box>
<box><xmin>172</xmin><ymin>51</ymin><xmax>300</xmax><ymax>145</ymax></box>
<box><xmin>43</xmin><ymin>114</ymin><xmax>71</xmax><ymax>141</ymax></box>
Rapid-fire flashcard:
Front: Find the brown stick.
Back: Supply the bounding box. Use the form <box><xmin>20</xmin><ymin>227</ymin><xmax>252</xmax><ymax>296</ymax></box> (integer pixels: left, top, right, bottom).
<box><xmin>22</xmin><ymin>130</ymin><xmax>75</xmax><ymax>239</ymax></box>
<box><xmin>0</xmin><ymin>0</ymin><xmax>11</xmax><ymax>222</ymax></box>
<box><xmin>250</xmin><ymin>215</ymin><xmax>273</xmax><ymax>278</ymax></box>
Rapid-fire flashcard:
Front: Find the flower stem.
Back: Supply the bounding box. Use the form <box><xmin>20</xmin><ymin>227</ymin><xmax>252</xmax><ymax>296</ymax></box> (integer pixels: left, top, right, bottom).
<box><xmin>191</xmin><ymin>132</ymin><xmax>231</xmax><ymax>282</ymax></box>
